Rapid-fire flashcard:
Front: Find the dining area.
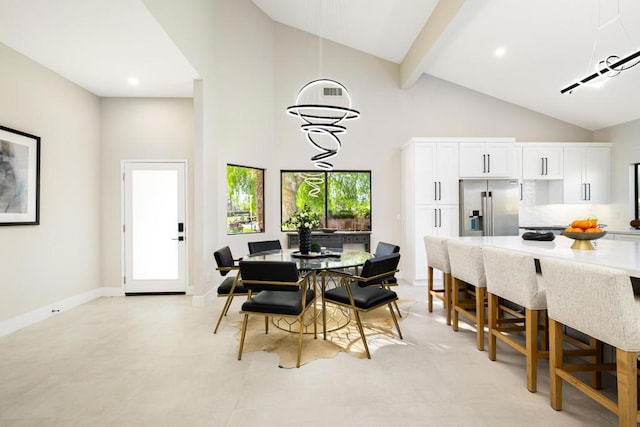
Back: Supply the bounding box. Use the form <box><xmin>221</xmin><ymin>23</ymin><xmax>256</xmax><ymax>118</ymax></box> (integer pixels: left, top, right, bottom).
<box><xmin>212</xmin><ymin>239</ymin><xmax>403</xmax><ymax>368</ymax></box>
<box><xmin>424</xmin><ymin>233</ymin><xmax>640</xmax><ymax>427</ymax></box>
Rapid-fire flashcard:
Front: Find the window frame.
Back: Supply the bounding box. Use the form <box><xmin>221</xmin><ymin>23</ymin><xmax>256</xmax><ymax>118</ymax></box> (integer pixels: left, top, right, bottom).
<box><xmin>280</xmin><ymin>169</ymin><xmax>372</xmax><ymax>232</ymax></box>
<box><xmin>226</xmin><ymin>163</ymin><xmax>265</xmax><ymax>235</ymax></box>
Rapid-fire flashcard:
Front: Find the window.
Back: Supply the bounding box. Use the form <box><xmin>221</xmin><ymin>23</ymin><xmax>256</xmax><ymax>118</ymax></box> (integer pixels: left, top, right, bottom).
<box><xmin>226</xmin><ymin>164</ymin><xmax>264</xmax><ymax>234</ymax></box>
<box><xmin>281</xmin><ymin>170</ymin><xmax>371</xmax><ymax>231</ymax></box>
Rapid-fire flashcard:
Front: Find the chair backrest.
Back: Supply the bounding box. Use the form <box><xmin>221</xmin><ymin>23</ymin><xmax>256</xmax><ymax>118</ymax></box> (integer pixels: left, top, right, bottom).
<box><xmin>374</xmin><ymin>241</ymin><xmax>400</xmax><ymax>257</ymax></box>
<box><xmin>423</xmin><ymin>235</ymin><xmax>450</xmax><ymax>273</ymax></box>
<box><xmin>446</xmin><ymin>239</ymin><xmax>486</xmax><ymax>287</ymax></box>
<box><xmin>540</xmin><ymin>257</ymin><xmax>640</xmax><ymax>351</ymax></box>
<box><xmin>247</xmin><ymin>240</ymin><xmax>282</xmax><ymax>254</ymax></box>
<box><xmin>213</xmin><ymin>246</ymin><xmax>234</xmax><ymax>276</ymax></box>
<box><xmin>357</xmin><ymin>253</ymin><xmax>400</xmax><ymax>287</ymax></box>
<box><xmin>239</xmin><ymin>261</ymin><xmax>300</xmax><ymax>292</ymax></box>
<box><xmin>482</xmin><ymin>246</ymin><xmax>545</xmax><ymax>310</ymax></box>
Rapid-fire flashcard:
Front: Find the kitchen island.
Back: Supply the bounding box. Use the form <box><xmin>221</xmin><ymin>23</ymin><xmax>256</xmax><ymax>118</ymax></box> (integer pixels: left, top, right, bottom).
<box><xmin>455</xmin><ymin>235</ymin><xmax>640</xmax><ymax>278</ymax></box>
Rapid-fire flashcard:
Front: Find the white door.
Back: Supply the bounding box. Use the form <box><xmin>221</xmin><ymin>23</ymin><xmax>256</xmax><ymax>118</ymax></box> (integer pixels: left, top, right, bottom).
<box><xmin>123</xmin><ymin>161</ymin><xmax>187</xmax><ymax>293</ymax></box>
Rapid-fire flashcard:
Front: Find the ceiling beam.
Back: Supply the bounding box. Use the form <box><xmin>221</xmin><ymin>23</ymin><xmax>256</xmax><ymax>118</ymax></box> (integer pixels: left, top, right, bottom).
<box><xmin>400</xmin><ymin>0</ymin><xmax>466</xmax><ymax>89</ymax></box>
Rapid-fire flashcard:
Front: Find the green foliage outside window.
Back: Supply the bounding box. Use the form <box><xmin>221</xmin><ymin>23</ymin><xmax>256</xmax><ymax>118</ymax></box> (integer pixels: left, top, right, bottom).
<box><xmin>281</xmin><ymin>170</ymin><xmax>371</xmax><ymax>231</ymax></box>
<box><xmin>227</xmin><ymin>164</ymin><xmax>264</xmax><ymax>234</ymax></box>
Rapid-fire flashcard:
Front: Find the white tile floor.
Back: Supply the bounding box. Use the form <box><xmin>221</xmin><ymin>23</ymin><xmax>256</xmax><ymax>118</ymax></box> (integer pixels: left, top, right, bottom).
<box><xmin>0</xmin><ymin>282</ymin><xmax>620</xmax><ymax>426</ymax></box>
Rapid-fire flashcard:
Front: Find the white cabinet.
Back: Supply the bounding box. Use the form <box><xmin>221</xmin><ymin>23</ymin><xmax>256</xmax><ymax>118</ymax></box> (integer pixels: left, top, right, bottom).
<box><xmin>414</xmin><ymin>143</ymin><xmax>459</xmax><ymax>205</ymax></box>
<box><xmin>459</xmin><ymin>142</ymin><xmax>517</xmax><ymax>178</ymax></box>
<box><xmin>561</xmin><ymin>144</ymin><xmax>611</xmax><ymax>204</ymax></box>
<box><xmin>402</xmin><ymin>139</ymin><xmax>460</xmax><ymax>284</ymax></box>
<box><xmin>522</xmin><ymin>144</ymin><xmax>564</xmax><ymax>180</ymax></box>
<box><xmin>413</xmin><ymin>205</ymin><xmax>458</xmax><ymax>281</ymax></box>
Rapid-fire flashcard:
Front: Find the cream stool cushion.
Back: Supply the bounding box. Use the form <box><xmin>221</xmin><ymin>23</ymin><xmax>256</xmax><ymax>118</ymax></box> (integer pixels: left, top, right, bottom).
<box><xmin>447</xmin><ymin>239</ymin><xmax>486</xmax><ymax>288</ymax></box>
<box><xmin>424</xmin><ymin>235</ymin><xmax>451</xmax><ymax>273</ymax></box>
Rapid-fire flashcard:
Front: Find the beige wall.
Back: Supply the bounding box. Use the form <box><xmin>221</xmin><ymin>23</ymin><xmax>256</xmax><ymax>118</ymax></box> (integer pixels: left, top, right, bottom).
<box><xmin>100</xmin><ymin>98</ymin><xmax>194</xmax><ymax>288</ymax></box>
<box><xmin>0</xmin><ymin>43</ymin><xmax>101</xmax><ymax>321</ymax></box>
<box><xmin>594</xmin><ymin>119</ymin><xmax>640</xmax><ymax>224</ymax></box>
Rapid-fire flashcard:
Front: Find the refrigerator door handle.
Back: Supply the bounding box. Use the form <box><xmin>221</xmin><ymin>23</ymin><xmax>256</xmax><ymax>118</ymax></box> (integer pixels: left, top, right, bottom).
<box><xmin>487</xmin><ymin>191</ymin><xmax>494</xmax><ymax>236</ymax></box>
<box><xmin>481</xmin><ymin>191</ymin><xmax>488</xmax><ymax>235</ymax></box>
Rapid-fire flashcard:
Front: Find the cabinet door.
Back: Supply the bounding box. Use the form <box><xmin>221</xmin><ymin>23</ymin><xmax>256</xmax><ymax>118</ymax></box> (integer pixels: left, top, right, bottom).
<box><xmin>438</xmin><ymin>204</ymin><xmax>459</xmax><ymax>237</ymax></box>
<box><xmin>584</xmin><ymin>146</ymin><xmax>610</xmax><ymax>203</ymax></box>
<box><xmin>522</xmin><ymin>145</ymin><xmax>563</xmax><ymax>180</ymax></box>
<box><xmin>414</xmin><ymin>206</ymin><xmax>438</xmax><ymax>280</ymax></box>
<box><xmin>562</xmin><ymin>145</ymin><xmax>586</xmax><ymax>203</ymax></box>
<box><xmin>434</xmin><ymin>143</ymin><xmax>459</xmax><ymax>204</ymax></box>
<box><xmin>485</xmin><ymin>144</ymin><xmax>516</xmax><ymax>177</ymax></box>
<box><xmin>414</xmin><ymin>144</ymin><xmax>437</xmax><ymax>204</ymax></box>
<box><xmin>458</xmin><ymin>143</ymin><xmax>487</xmax><ymax>177</ymax></box>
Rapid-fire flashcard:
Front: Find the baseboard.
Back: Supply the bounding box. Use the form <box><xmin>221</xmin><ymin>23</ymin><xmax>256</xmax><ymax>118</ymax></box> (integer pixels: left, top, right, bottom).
<box><xmin>0</xmin><ymin>286</ymin><xmax>124</xmax><ymax>337</ymax></box>
<box><xmin>191</xmin><ymin>286</ymin><xmax>217</xmax><ymax>308</ymax></box>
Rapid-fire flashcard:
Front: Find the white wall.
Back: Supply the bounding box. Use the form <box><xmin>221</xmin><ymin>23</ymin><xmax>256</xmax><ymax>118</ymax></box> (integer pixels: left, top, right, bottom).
<box><xmin>100</xmin><ymin>98</ymin><xmax>194</xmax><ymax>289</ymax></box>
<box><xmin>594</xmin><ymin>119</ymin><xmax>640</xmax><ymax>227</ymax></box>
<box><xmin>0</xmin><ymin>43</ymin><xmax>101</xmax><ymax>321</ymax></box>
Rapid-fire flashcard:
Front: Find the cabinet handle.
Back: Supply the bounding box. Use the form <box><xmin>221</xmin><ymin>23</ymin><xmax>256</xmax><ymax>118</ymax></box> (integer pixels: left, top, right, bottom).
<box><xmin>434</xmin><ymin>209</ymin><xmax>438</xmax><ymax>227</ymax></box>
<box><xmin>482</xmin><ymin>154</ymin><xmax>486</xmax><ymax>173</ymax></box>
<box><xmin>520</xmin><ymin>183</ymin><xmax>523</xmax><ymax>201</ymax></box>
<box><xmin>487</xmin><ymin>154</ymin><xmax>491</xmax><ymax>173</ymax></box>
<box><xmin>438</xmin><ymin>182</ymin><xmax>442</xmax><ymax>201</ymax></box>
<box><xmin>587</xmin><ymin>183</ymin><xmax>591</xmax><ymax>201</ymax></box>
<box><xmin>438</xmin><ymin>208</ymin><xmax>442</xmax><ymax>227</ymax></box>
<box><xmin>582</xmin><ymin>183</ymin><xmax>587</xmax><ymax>200</ymax></box>
<box><xmin>543</xmin><ymin>157</ymin><xmax>548</xmax><ymax>175</ymax></box>
<box><xmin>434</xmin><ymin>182</ymin><xmax>438</xmax><ymax>201</ymax></box>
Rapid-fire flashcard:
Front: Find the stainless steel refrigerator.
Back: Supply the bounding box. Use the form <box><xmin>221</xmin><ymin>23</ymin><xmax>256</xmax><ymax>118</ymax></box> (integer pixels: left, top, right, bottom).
<box><xmin>459</xmin><ymin>179</ymin><xmax>519</xmax><ymax>236</ymax></box>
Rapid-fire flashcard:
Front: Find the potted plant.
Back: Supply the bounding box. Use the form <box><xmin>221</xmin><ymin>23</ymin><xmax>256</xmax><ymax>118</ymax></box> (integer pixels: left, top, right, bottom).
<box><xmin>285</xmin><ymin>204</ymin><xmax>320</xmax><ymax>254</ymax></box>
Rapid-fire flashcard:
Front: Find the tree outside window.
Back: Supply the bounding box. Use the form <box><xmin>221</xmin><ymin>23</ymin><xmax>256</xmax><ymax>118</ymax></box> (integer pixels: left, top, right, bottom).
<box><xmin>226</xmin><ymin>164</ymin><xmax>264</xmax><ymax>234</ymax></box>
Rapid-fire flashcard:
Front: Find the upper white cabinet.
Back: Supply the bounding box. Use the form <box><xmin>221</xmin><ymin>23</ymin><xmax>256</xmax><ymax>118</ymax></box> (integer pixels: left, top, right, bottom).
<box><xmin>459</xmin><ymin>142</ymin><xmax>517</xmax><ymax>178</ymax></box>
<box><xmin>521</xmin><ymin>144</ymin><xmax>564</xmax><ymax>180</ymax></box>
<box><xmin>560</xmin><ymin>144</ymin><xmax>611</xmax><ymax>204</ymax></box>
<box><xmin>414</xmin><ymin>143</ymin><xmax>459</xmax><ymax>205</ymax></box>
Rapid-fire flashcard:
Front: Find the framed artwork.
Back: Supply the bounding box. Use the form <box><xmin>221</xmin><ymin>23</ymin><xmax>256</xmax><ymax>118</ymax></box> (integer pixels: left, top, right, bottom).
<box><xmin>0</xmin><ymin>125</ymin><xmax>40</xmax><ymax>225</ymax></box>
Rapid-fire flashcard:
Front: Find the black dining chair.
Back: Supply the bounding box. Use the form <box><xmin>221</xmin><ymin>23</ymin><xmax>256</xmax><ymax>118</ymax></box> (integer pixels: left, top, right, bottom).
<box><xmin>247</xmin><ymin>240</ymin><xmax>282</xmax><ymax>254</ymax></box>
<box><xmin>237</xmin><ymin>260</ymin><xmax>316</xmax><ymax>368</ymax></box>
<box><xmin>212</xmin><ymin>246</ymin><xmax>249</xmax><ymax>334</ymax></box>
<box><xmin>322</xmin><ymin>253</ymin><xmax>402</xmax><ymax>359</ymax></box>
<box><xmin>373</xmin><ymin>241</ymin><xmax>401</xmax><ymax>317</ymax></box>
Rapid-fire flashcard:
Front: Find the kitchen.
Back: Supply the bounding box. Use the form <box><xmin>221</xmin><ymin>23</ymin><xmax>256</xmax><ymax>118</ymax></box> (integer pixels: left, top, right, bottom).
<box><xmin>402</xmin><ymin>137</ymin><xmax>640</xmax><ymax>285</ymax></box>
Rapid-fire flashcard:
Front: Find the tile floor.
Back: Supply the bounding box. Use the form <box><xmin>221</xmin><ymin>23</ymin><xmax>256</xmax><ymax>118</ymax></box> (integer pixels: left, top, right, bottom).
<box><xmin>0</xmin><ymin>282</ymin><xmax>620</xmax><ymax>426</ymax></box>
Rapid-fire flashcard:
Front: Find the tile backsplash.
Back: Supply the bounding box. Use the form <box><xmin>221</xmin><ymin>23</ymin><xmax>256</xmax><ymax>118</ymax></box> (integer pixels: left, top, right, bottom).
<box><xmin>519</xmin><ymin>181</ymin><xmax>621</xmax><ymax>230</ymax></box>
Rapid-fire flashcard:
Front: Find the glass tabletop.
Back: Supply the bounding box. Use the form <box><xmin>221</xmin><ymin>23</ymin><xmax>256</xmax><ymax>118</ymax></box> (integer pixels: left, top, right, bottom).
<box><xmin>241</xmin><ymin>248</ymin><xmax>372</xmax><ymax>271</ymax></box>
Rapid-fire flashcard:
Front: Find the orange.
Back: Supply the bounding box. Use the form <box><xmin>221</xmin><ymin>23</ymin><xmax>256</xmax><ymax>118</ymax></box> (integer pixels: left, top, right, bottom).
<box><xmin>577</xmin><ymin>220</ymin><xmax>591</xmax><ymax>230</ymax></box>
<box><xmin>585</xmin><ymin>228</ymin><xmax>599</xmax><ymax>232</ymax></box>
<box><xmin>571</xmin><ymin>220</ymin><xmax>582</xmax><ymax>228</ymax></box>
<box><xmin>564</xmin><ymin>226</ymin><xmax>573</xmax><ymax>233</ymax></box>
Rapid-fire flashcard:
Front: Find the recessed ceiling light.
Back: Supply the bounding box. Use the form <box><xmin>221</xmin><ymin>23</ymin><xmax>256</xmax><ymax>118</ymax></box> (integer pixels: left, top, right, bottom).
<box><xmin>128</xmin><ymin>77</ymin><xmax>139</xmax><ymax>86</ymax></box>
<box><xmin>494</xmin><ymin>47</ymin><xmax>506</xmax><ymax>57</ymax></box>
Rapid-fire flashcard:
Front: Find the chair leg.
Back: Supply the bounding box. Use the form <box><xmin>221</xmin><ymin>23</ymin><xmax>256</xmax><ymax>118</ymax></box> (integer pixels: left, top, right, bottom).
<box><xmin>296</xmin><ymin>321</ymin><xmax>304</xmax><ymax>368</ymax></box>
<box><xmin>488</xmin><ymin>292</ymin><xmax>498</xmax><ymax>361</ymax></box>
<box><xmin>549</xmin><ymin>318</ymin><xmax>564</xmax><ymax>410</ymax></box>
<box><xmin>476</xmin><ymin>287</ymin><xmax>486</xmax><ymax>351</ymax></box>
<box><xmin>238</xmin><ymin>313</ymin><xmax>249</xmax><ymax>361</ymax></box>
<box><xmin>388</xmin><ymin>302</ymin><xmax>403</xmax><ymax>339</ymax></box>
<box><xmin>427</xmin><ymin>266</ymin><xmax>434</xmax><ymax>312</ymax></box>
<box><xmin>444</xmin><ymin>273</ymin><xmax>452</xmax><ymax>326</ymax></box>
<box><xmin>313</xmin><ymin>295</ymin><xmax>318</xmax><ymax>339</ymax></box>
<box><xmin>353</xmin><ymin>310</ymin><xmax>371</xmax><ymax>359</ymax></box>
<box><xmin>590</xmin><ymin>337</ymin><xmax>603</xmax><ymax>389</ymax></box>
<box><xmin>264</xmin><ymin>316</ymin><xmax>269</xmax><ymax>334</ymax></box>
<box><xmin>525</xmin><ymin>308</ymin><xmax>539</xmax><ymax>393</ymax></box>
<box><xmin>322</xmin><ymin>297</ymin><xmax>327</xmax><ymax>340</ymax></box>
<box><xmin>452</xmin><ymin>277</ymin><xmax>460</xmax><ymax>331</ymax></box>
<box><xmin>213</xmin><ymin>295</ymin><xmax>233</xmax><ymax>334</ymax></box>
<box><xmin>616</xmin><ymin>348</ymin><xmax>638</xmax><ymax>427</ymax></box>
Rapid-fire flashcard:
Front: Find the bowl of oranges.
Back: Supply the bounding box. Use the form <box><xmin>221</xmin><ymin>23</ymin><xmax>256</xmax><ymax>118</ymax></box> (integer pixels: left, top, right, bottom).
<box><xmin>563</xmin><ymin>218</ymin><xmax>606</xmax><ymax>249</ymax></box>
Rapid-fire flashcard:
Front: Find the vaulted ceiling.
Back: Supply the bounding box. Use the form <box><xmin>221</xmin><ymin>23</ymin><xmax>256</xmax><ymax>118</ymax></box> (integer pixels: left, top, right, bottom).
<box><xmin>2</xmin><ymin>0</ymin><xmax>640</xmax><ymax>131</ymax></box>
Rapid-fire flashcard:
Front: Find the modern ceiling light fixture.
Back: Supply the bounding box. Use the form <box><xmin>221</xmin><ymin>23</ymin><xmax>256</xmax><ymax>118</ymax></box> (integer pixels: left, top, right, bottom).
<box><xmin>561</xmin><ymin>0</ymin><xmax>640</xmax><ymax>94</ymax></box>
<box><xmin>286</xmin><ymin>78</ymin><xmax>360</xmax><ymax>171</ymax></box>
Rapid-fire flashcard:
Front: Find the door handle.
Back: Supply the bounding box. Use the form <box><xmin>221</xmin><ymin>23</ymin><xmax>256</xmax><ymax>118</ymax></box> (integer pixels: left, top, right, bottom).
<box><xmin>487</xmin><ymin>154</ymin><xmax>491</xmax><ymax>173</ymax></box>
<box><xmin>438</xmin><ymin>182</ymin><xmax>442</xmax><ymax>201</ymax></box>
<box><xmin>483</xmin><ymin>154</ymin><xmax>487</xmax><ymax>173</ymax></box>
<box><xmin>434</xmin><ymin>181</ymin><xmax>438</xmax><ymax>201</ymax></box>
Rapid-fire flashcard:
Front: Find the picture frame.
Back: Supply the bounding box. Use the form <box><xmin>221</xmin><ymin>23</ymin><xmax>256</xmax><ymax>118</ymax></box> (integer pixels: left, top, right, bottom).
<box><xmin>0</xmin><ymin>125</ymin><xmax>41</xmax><ymax>225</ymax></box>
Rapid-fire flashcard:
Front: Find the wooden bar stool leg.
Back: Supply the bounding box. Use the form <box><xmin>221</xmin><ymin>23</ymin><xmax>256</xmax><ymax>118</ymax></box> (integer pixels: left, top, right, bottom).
<box><xmin>444</xmin><ymin>273</ymin><xmax>452</xmax><ymax>326</ymax></box>
<box><xmin>616</xmin><ymin>348</ymin><xmax>638</xmax><ymax>427</ymax></box>
<box><xmin>549</xmin><ymin>318</ymin><xmax>564</xmax><ymax>411</ymax></box>
<box><xmin>476</xmin><ymin>287</ymin><xmax>486</xmax><ymax>351</ymax></box>
<box><xmin>590</xmin><ymin>337</ymin><xmax>603</xmax><ymax>389</ymax></box>
<box><xmin>452</xmin><ymin>277</ymin><xmax>460</xmax><ymax>331</ymax></box>
<box><xmin>427</xmin><ymin>266</ymin><xmax>434</xmax><ymax>312</ymax></box>
<box><xmin>488</xmin><ymin>292</ymin><xmax>498</xmax><ymax>361</ymax></box>
<box><xmin>525</xmin><ymin>308</ymin><xmax>539</xmax><ymax>393</ymax></box>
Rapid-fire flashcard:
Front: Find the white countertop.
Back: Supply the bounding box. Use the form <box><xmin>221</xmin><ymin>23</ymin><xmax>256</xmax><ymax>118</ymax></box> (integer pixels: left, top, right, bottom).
<box><xmin>456</xmin><ymin>235</ymin><xmax>640</xmax><ymax>277</ymax></box>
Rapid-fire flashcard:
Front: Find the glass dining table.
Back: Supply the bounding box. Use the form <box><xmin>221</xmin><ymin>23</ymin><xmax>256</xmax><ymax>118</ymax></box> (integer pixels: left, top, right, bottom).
<box><xmin>241</xmin><ymin>248</ymin><xmax>374</xmax><ymax>333</ymax></box>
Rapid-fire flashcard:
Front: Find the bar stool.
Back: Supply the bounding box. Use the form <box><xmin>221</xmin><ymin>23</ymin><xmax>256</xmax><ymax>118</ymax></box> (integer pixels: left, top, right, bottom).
<box><xmin>447</xmin><ymin>239</ymin><xmax>487</xmax><ymax>351</ymax></box>
<box><xmin>423</xmin><ymin>235</ymin><xmax>452</xmax><ymax>325</ymax></box>
<box><xmin>540</xmin><ymin>257</ymin><xmax>640</xmax><ymax>426</ymax></box>
<box><xmin>482</xmin><ymin>246</ymin><xmax>548</xmax><ymax>392</ymax></box>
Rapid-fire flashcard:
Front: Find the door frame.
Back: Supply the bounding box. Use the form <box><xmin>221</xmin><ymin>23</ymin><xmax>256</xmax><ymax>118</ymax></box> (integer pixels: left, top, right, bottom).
<box><xmin>120</xmin><ymin>160</ymin><xmax>189</xmax><ymax>293</ymax></box>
